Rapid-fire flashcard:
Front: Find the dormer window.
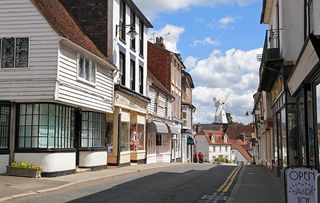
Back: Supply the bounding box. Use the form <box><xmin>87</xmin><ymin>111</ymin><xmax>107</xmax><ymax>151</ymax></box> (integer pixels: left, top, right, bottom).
<box><xmin>77</xmin><ymin>54</ymin><xmax>96</xmax><ymax>84</ymax></box>
<box><xmin>211</xmin><ymin>135</ymin><xmax>215</xmax><ymax>143</ymax></box>
<box><xmin>224</xmin><ymin>135</ymin><xmax>228</xmax><ymax>143</ymax></box>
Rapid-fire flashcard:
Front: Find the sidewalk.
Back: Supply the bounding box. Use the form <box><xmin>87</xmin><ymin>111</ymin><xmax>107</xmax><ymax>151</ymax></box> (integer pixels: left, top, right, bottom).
<box><xmin>0</xmin><ymin>162</ymin><xmax>186</xmax><ymax>202</ymax></box>
<box><xmin>227</xmin><ymin>165</ymin><xmax>285</xmax><ymax>203</ymax></box>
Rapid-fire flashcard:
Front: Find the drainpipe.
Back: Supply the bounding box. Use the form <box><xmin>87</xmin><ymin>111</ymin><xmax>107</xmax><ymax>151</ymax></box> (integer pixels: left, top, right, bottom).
<box><xmin>117</xmin><ymin>113</ymin><xmax>121</xmax><ymax>166</ymax></box>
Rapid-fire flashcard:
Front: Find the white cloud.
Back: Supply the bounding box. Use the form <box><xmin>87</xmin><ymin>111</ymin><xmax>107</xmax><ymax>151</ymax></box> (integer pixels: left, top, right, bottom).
<box><xmin>149</xmin><ymin>24</ymin><xmax>185</xmax><ymax>53</ymax></box>
<box><xmin>217</xmin><ymin>16</ymin><xmax>240</xmax><ymax>29</ymax></box>
<box><xmin>191</xmin><ymin>37</ymin><xmax>220</xmax><ymax>47</ymax></box>
<box><xmin>133</xmin><ymin>0</ymin><xmax>257</xmax><ymax>20</ymax></box>
<box><xmin>184</xmin><ymin>56</ymin><xmax>198</xmax><ymax>70</ymax></box>
<box><xmin>190</xmin><ymin>48</ymin><xmax>263</xmax><ymax>124</ymax></box>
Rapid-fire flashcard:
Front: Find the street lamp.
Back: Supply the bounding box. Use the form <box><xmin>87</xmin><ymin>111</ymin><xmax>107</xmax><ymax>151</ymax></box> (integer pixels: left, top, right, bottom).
<box><xmin>116</xmin><ymin>24</ymin><xmax>138</xmax><ymax>39</ymax></box>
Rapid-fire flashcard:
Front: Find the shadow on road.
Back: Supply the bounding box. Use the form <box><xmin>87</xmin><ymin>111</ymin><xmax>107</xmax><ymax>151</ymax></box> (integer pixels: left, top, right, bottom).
<box><xmin>67</xmin><ymin>165</ymin><xmax>236</xmax><ymax>203</ymax></box>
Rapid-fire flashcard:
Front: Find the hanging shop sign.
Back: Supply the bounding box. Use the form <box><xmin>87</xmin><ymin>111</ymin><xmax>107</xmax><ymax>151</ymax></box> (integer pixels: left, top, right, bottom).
<box><xmin>285</xmin><ymin>167</ymin><xmax>318</xmax><ymax>203</ymax></box>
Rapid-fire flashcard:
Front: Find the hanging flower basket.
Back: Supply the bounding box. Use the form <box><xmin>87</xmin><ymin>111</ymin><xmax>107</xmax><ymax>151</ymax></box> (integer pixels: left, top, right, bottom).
<box><xmin>6</xmin><ymin>162</ymin><xmax>42</xmax><ymax>178</ymax></box>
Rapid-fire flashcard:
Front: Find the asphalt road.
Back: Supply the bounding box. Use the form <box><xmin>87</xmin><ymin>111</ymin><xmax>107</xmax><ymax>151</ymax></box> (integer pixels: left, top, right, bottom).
<box><xmin>8</xmin><ymin>164</ymin><xmax>237</xmax><ymax>203</ymax></box>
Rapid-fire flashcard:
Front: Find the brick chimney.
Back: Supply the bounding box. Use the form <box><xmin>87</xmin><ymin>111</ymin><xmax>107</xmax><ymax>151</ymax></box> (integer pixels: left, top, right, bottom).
<box><xmin>155</xmin><ymin>37</ymin><xmax>165</xmax><ymax>48</ymax></box>
<box><xmin>59</xmin><ymin>0</ymin><xmax>109</xmax><ymax>56</ymax></box>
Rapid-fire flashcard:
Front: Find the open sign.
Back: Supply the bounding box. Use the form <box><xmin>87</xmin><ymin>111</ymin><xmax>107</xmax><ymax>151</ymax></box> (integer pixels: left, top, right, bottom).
<box><xmin>285</xmin><ymin>168</ymin><xmax>318</xmax><ymax>203</ymax></box>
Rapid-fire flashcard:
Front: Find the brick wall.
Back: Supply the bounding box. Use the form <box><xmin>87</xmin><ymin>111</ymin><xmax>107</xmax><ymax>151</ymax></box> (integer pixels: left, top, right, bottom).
<box><xmin>147</xmin><ymin>42</ymin><xmax>171</xmax><ymax>91</ymax></box>
<box><xmin>59</xmin><ymin>0</ymin><xmax>108</xmax><ymax>56</ymax></box>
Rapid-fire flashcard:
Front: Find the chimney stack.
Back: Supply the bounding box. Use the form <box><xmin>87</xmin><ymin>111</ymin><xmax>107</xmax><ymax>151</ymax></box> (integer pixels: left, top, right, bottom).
<box><xmin>155</xmin><ymin>37</ymin><xmax>165</xmax><ymax>48</ymax></box>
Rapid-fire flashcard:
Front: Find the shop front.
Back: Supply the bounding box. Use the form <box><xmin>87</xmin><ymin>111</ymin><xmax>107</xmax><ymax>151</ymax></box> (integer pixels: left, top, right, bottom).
<box><xmin>287</xmin><ymin>34</ymin><xmax>320</xmax><ymax>169</ymax></box>
<box><xmin>146</xmin><ymin>121</ymin><xmax>172</xmax><ymax>163</ymax></box>
<box><xmin>107</xmin><ymin>87</ymin><xmax>149</xmax><ymax>166</ymax></box>
<box><xmin>167</xmin><ymin>123</ymin><xmax>181</xmax><ymax>162</ymax></box>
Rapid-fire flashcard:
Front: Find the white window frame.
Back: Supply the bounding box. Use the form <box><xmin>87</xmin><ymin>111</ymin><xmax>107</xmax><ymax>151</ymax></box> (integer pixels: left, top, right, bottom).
<box><xmin>77</xmin><ymin>53</ymin><xmax>97</xmax><ymax>85</ymax></box>
<box><xmin>0</xmin><ymin>37</ymin><xmax>30</xmax><ymax>70</ymax></box>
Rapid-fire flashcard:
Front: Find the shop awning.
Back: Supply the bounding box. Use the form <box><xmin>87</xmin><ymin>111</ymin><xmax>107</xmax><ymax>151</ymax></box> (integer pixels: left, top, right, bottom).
<box><xmin>288</xmin><ymin>34</ymin><xmax>320</xmax><ymax>96</ymax></box>
<box><xmin>166</xmin><ymin>124</ymin><xmax>180</xmax><ymax>134</ymax></box>
<box><xmin>148</xmin><ymin>121</ymin><xmax>169</xmax><ymax>133</ymax></box>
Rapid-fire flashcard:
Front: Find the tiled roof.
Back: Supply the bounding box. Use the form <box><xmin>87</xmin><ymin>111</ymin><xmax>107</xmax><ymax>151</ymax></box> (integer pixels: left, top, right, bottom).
<box><xmin>229</xmin><ymin>140</ymin><xmax>253</xmax><ymax>162</ymax></box>
<box><xmin>32</xmin><ymin>0</ymin><xmax>112</xmax><ymax>63</ymax></box>
<box><xmin>226</xmin><ymin>125</ymin><xmax>253</xmax><ymax>140</ymax></box>
<box><xmin>197</xmin><ymin>130</ymin><xmax>231</xmax><ymax>145</ymax></box>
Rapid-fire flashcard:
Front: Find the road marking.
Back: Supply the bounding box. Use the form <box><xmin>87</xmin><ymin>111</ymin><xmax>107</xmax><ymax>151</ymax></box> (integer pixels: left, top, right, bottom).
<box><xmin>222</xmin><ymin>166</ymin><xmax>242</xmax><ymax>193</ymax></box>
<box><xmin>217</xmin><ymin>165</ymin><xmax>240</xmax><ymax>192</ymax></box>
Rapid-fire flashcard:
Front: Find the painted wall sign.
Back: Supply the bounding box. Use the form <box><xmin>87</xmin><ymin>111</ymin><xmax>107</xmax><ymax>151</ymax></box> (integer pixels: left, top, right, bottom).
<box><xmin>285</xmin><ymin>167</ymin><xmax>318</xmax><ymax>203</ymax></box>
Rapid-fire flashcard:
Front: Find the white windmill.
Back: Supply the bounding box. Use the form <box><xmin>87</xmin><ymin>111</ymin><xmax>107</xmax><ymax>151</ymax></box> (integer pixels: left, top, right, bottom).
<box><xmin>213</xmin><ymin>91</ymin><xmax>231</xmax><ymax>124</ymax></box>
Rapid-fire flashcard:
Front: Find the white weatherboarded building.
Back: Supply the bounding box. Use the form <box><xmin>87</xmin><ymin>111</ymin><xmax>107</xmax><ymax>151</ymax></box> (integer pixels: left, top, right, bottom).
<box><xmin>0</xmin><ymin>0</ymin><xmax>115</xmax><ymax>176</ymax></box>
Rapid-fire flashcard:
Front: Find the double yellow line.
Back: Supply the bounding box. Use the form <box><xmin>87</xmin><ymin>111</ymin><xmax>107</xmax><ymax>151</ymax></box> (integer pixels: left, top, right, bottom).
<box><xmin>217</xmin><ymin>165</ymin><xmax>242</xmax><ymax>193</ymax></box>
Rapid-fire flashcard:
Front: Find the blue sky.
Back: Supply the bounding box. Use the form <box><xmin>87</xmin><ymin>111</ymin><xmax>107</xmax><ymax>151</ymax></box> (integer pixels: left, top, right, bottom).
<box><xmin>134</xmin><ymin>0</ymin><xmax>267</xmax><ymax>124</ymax></box>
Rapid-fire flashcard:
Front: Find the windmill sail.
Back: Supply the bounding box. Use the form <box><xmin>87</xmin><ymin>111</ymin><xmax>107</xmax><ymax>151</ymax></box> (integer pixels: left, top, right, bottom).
<box><xmin>213</xmin><ymin>91</ymin><xmax>230</xmax><ymax>124</ymax></box>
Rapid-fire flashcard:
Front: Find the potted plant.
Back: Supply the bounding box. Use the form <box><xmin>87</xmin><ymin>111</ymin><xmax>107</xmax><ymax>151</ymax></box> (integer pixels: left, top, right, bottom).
<box><xmin>6</xmin><ymin>162</ymin><xmax>42</xmax><ymax>178</ymax></box>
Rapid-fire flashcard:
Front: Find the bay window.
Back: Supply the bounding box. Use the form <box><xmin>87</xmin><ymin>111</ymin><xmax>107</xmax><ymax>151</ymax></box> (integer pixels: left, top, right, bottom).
<box><xmin>18</xmin><ymin>103</ymin><xmax>75</xmax><ymax>149</ymax></box>
<box><xmin>81</xmin><ymin>112</ymin><xmax>106</xmax><ymax>148</ymax></box>
<box><xmin>1</xmin><ymin>37</ymin><xmax>29</xmax><ymax>68</ymax></box>
<box><xmin>0</xmin><ymin>104</ymin><xmax>10</xmax><ymax>149</ymax></box>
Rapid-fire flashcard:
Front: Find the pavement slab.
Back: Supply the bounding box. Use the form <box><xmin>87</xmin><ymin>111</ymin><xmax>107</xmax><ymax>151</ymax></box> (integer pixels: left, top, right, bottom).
<box><xmin>227</xmin><ymin>165</ymin><xmax>285</xmax><ymax>203</ymax></box>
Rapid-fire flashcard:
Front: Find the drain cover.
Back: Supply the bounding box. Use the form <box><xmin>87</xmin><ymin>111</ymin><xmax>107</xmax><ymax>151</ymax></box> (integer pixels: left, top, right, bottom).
<box><xmin>202</xmin><ymin>195</ymin><xmax>228</xmax><ymax>201</ymax></box>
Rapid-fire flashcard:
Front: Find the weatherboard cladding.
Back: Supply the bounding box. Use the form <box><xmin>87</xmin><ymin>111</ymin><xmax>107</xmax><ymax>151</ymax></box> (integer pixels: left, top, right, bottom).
<box><xmin>0</xmin><ymin>0</ymin><xmax>59</xmax><ymax>100</ymax></box>
<box><xmin>57</xmin><ymin>45</ymin><xmax>114</xmax><ymax>113</ymax></box>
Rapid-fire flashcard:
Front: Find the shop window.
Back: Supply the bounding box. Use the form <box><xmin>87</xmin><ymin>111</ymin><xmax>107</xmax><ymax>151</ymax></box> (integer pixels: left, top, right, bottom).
<box><xmin>1</xmin><ymin>37</ymin><xmax>29</xmax><ymax>68</ymax></box>
<box><xmin>156</xmin><ymin>133</ymin><xmax>162</xmax><ymax>146</ymax></box>
<box><xmin>81</xmin><ymin>112</ymin><xmax>106</xmax><ymax>148</ymax></box>
<box><xmin>315</xmin><ymin>83</ymin><xmax>320</xmax><ymax>167</ymax></box>
<box><xmin>281</xmin><ymin>108</ymin><xmax>287</xmax><ymax>167</ymax></box>
<box><xmin>0</xmin><ymin>104</ymin><xmax>10</xmax><ymax>149</ymax></box>
<box><xmin>130</xmin><ymin>124</ymin><xmax>144</xmax><ymax>150</ymax></box>
<box><xmin>307</xmin><ymin>91</ymin><xmax>316</xmax><ymax>166</ymax></box>
<box><xmin>120</xmin><ymin>122</ymin><xmax>130</xmax><ymax>152</ymax></box>
<box><xmin>287</xmin><ymin>105</ymin><xmax>297</xmax><ymax>166</ymax></box>
<box><xmin>137</xmin><ymin>124</ymin><xmax>145</xmax><ymax>150</ymax></box>
<box><xmin>297</xmin><ymin>95</ymin><xmax>307</xmax><ymax>165</ymax></box>
<box><xmin>273</xmin><ymin>116</ymin><xmax>278</xmax><ymax>166</ymax></box>
<box><xmin>18</xmin><ymin>103</ymin><xmax>75</xmax><ymax>149</ymax></box>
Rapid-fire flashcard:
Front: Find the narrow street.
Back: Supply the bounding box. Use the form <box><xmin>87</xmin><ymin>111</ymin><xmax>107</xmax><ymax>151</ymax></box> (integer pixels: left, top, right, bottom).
<box><xmin>6</xmin><ymin>164</ymin><xmax>238</xmax><ymax>203</ymax></box>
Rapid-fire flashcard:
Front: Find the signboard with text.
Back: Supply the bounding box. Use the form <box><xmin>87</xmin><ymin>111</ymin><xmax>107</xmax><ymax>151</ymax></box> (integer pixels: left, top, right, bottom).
<box><xmin>285</xmin><ymin>167</ymin><xmax>318</xmax><ymax>203</ymax></box>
